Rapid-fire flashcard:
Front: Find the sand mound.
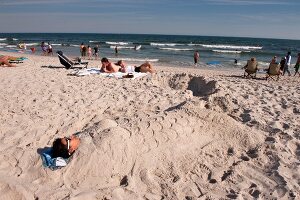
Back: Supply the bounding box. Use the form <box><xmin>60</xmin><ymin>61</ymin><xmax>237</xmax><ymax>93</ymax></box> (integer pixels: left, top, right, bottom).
<box><xmin>0</xmin><ymin>53</ymin><xmax>299</xmax><ymax>199</ymax></box>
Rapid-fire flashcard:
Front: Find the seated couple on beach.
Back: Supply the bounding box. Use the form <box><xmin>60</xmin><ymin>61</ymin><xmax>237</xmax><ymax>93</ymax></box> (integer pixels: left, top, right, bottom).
<box><xmin>100</xmin><ymin>57</ymin><xmax>156</xmax><ymax>73</ymax></box>
<box><xmin>0</xmin><ymin>55</ymin><xmax>25</xmax><ymax>67</ymax></box>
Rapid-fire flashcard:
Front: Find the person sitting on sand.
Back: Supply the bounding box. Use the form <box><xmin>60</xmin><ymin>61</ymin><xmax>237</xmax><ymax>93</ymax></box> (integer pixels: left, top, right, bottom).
<box><xmin>52</xmin><ymin>135</ymin><xmax>80</xmax><ymax>159</ymax></box>
<box><xmin>101</xmin><ymin>57</ymin><xmax>120</xmax><ymax>73</ymax></box>
<box><xmin>115</xmin><ymin>60</ymin><xmax>156</xmax><ymax>73</ymax></box>
<box><xmin>0</xmin><ymin>55</ymin><xmax>22</xmax><ymax>67</ymax></box>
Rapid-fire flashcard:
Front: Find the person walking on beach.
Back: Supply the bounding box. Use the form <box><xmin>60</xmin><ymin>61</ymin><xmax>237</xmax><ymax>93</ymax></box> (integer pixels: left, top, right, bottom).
<box><xmin>194</xmin><ymin>50</ymin><xmax>200</xmax><ymax>66</ymax></box>
<box><xmin>94</xmin><ymin>45</ymin><xmax>99</xmax><ymax>60</ymax></box>
<box><xmin>47</xmin><ymin>42</ymin><xmax>53</xmax><ymax>56</ymax></box>
<box><xmin>41</xmin><ymin>41</ymin><xmax>48</xmax><ymax>56</ymax></box>
<box><xmin>80</xmin><ymin>43</ymin><xmax>85</xmax><ymax>57</ymax></box>
<box><xmin>294</xmin><ymin>53</ymin><xmax>300</xmax><ymax>76</ymax></box>
<box><xmin>87</xmin><ymin>45</ymin><xmax>92</xmax><ymax>60</ymax></box>
<box><xmin>280</xmin><ymin>57</ymin><xmax>286</xmax><ymax>72</ymax></box>
<box><xmin>283</xmin><ymin>51</ymin><xmax>291</xmax><ymax>76</ymax></box>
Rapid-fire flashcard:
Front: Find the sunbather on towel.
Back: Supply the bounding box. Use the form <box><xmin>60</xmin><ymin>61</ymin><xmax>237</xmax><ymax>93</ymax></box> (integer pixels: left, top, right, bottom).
<box><xmin>101</xmin><ymin>57</ymin><xmax>120</xmax><ymax>73</ymax></box>
<box><xmin>52</xmin><ymin>135</ymin><xmax>80</xmax><ymax>159</ymax></box>
<box><xmin>115</xmin><ymin>60</ymin><xmax>156</xmax><ymax>73</ymax></box>
<box><xmin>0</xmin><ymin>55</ymin><xmax>19</xmax><ymax>67</ymax></box>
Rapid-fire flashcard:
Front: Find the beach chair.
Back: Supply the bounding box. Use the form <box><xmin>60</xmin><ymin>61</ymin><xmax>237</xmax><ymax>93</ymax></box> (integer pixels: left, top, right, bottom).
<box><xmin>266</xmin><ymin>63</ymin><xmax>280</xmax><ymax>81</ymax></box>
<box><xmin>56</xmin><ymin>51</ymin><xmax>88</xmax><ymax>69</ymax></box>
<box><xmin>243</xmin><ymin>59</ymin><xmax>258</xmax><ymax>78</ymax></box>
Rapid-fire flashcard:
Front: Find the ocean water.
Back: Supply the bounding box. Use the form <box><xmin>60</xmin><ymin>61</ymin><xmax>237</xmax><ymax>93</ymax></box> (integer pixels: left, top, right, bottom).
<box><xmin>0</xmin><ymin>33</ymin><xmax>299</xmax><ymax>68</ymax></box>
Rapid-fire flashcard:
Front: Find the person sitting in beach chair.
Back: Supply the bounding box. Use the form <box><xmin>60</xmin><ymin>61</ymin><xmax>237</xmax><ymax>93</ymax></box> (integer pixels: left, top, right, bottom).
<box><xmin>0</xmin><ymin>55</ymin><xmax>25</xmax><ymax>67</ymax></box>
<box><xmin>266</xmin><ymin>62</ymin><xmax>281</xmax><ymax>81</ymax></box>
<box><xmin>57</xmin><ymin>51</ymin><xmax>88</xmax><ymax>69</ymax></box>
<box><xmin>116</xmin><ymin>60</ymin><xmax>156</xmax><ymax>73</ymax></box>
<box><xmin>243</xmin><ymin>57</ymin><xmax>258</xmax><ymax>78</ymax></box>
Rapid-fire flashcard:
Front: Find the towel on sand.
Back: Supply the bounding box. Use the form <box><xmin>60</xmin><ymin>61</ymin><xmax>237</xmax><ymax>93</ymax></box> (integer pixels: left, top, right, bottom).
<box><xmin>70</xmin><ymin>68</ymin><xmax>148</xmax><ymax>79</ymax></box>
<box><xmin>40</xmin><ymin>148</ymin><xmax>69</xmax><ymax>170</ymax></box>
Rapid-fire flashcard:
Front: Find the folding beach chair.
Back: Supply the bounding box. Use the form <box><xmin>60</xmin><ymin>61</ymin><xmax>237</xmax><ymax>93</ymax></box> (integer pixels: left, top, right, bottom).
<box><xmin>266</xmin><ymin>63</ymin><xmax>280</xmax><ymax>81</ymax></box>
<box><xmin>56</xmin><ymin>51</ymin><xmax>88</xmax><ymax>69</ymax></box>
<box><xmin>243</xmin><ymin>58</ymin><xmax>258</xmax><ymax>78</ymax></box>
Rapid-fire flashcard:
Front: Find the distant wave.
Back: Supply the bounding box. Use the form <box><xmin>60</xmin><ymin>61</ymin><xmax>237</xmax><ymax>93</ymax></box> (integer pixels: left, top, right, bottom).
<box><xmin>150</xmin><ymin>42</ymin><xmax>183</xmax><ymax>46</ymax></box>
<box><xmin>212</xmin><ymin>50</ymin><xmax>242</xmax><ymax>54</ymax></box>
<box><xmin>70</xmin><ymin>44</ymin><xmax>80</xmax><ymax>47</ymax></box>
<box><xmin>13</xmin><ymin>38</ymin><xmax>18</xmax><ymax>41</ymax></box>
<box><xmin>51</xmin><ymin>43</ymin><xmax>62</xmax><ymax>46</ymax></box>
<box><xmin>0</xmin><ymin>43</ymin><xmax>7</xmax><ymax>46</ymax></box>
<box><xmin>26</xmin><ymin>42</ymin><xmax>39</xmax><ymax>46</ymax></box>
<box><xmin>108</xmin><ymin>57</ymin><xmax>159</xmax><ymax>62</ymax></box>
<box><xmin>187</xmin><ymin>43</ymin><xmax>203</xmax><ymax>46</ymax></box>
<box><xmin>106</xmin><ymin>42</ymin><xmax>130</xmax><ymax>45</ymax></box>
<box><xmin>110</xmin><ymin>46</ymin><xmax>135</xmax><ymax>49</ymax></box>
<box><xmin>202</xmin><ymin>44</ymin><xmax>262</xmax><ymax>50</ymax></box>
<box><xmin>89</xmin><ymin>40</ymin><xmax>100</xmax><ymax>43</ymax></box>
<box><xmin>159</xmin><ymin>47</ymin><xmax>193</xmax><ymax>51</ymax></box>
<box><xmin>0</xmin><ymin>38</ymin><xmax>7</xmax><ymax>41</ymax></box>
<box><xmin>6</xmin><ymin>45</ymin><xmax>17</xmax><ymax>48</ymax></box>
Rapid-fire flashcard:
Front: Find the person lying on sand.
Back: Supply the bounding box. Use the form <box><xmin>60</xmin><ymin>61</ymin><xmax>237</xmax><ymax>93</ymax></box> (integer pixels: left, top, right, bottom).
<box><xmin>115</xmin><ymin>60</ymin><xmax>156</xmax><ymax>73</ymax></box>
<box><xmin>101</xmin><ymin>57</ymin><xmax>120</xmax><ymax>73</ymax></box>
<box><xmin>0</xmin><ymin>55</ymin><xmax>19</xmax><ymax>67</ymax></box>
<box><xmin>52</xmin><ymin>135</ymin><xmax>80</xmax><ymax>159</ymax></box>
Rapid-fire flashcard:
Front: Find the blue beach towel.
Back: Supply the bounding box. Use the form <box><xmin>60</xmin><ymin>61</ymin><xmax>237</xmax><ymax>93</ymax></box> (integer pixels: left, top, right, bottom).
<box><xmin>40</xmin><ymin>148</ymin><xmax>69</xmax><ymax>170</ymax></box>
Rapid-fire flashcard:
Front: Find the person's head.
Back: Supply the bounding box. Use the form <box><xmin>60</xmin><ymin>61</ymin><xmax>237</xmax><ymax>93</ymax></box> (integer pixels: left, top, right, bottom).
<box><xmin>250</xmin><ymin>57</ymin><xmax>256</xmax><ymax>62</ymax></box>
<box><xmin>88</xmin><ymin>45</ymin><xmax>90</xmax><ymax>48</ymax></box>
<box><xmin>287</xmin><ymin>51</ymin><xmax>291</xmax><ymax>55</ymax></box>
<box><xmin>101</xmin><ymin>57</ymin><xmax>110</xmax><ymax>66</ymax></box>
<box><xmin>116</xmin><ymin>60</ymin><xmax>125</xmax><ymax>67</ymax></box>
<box><xmin>52</xmin><ymin>136</ymin><xmax>80</xmax><ymax>158</ymax></box>
<box><xmin>81</xmin><ymin>43</ymin><xmax>84</xmax><ymax>45</ymax></box>
<box><xmin>298</xmin><ymin>53</ymin><xmax>300</xmax><ymax>57</ymax></box>
<box><xmin>48</xmin><ymin>42</ymin><xmax>50</xmax><ymax>45</ymax></box>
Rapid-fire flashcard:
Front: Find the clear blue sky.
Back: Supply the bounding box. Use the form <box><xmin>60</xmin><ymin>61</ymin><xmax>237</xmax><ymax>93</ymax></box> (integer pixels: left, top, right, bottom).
<box><xmin>0</xmin><ymin>0</ymin><xmax>299</xmax><ymax>40</ymax></box>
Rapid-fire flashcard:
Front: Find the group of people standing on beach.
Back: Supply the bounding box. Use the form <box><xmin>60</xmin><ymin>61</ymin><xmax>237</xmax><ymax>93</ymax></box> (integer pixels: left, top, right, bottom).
<box><xmin>80</xmin><ymin>43</ymin><xmax>99</xmax><ymax>60</ymax></box>
<box><xmin>270</xmin><ymin>51</ymin><xmax>300</xmax><ymax>76</ymax></box>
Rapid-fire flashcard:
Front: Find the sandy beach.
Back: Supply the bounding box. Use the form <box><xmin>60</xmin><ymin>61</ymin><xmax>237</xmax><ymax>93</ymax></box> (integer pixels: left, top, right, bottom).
<box><xmin>0</xmin><ymin>51</ymin><xmax>299</xmax><ymax>199</ymax></box>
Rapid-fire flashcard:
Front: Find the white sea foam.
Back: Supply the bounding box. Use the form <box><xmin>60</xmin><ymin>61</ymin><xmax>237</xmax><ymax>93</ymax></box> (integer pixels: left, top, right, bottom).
<box><xmin>0</xmin><ymin>43</ymin><xmax>8</xmax><ymax>46</ymax></box>
<box><xmin>187</xmin><ymin>43</ymin><xmax>203</xmax><ymax>46</ymax></box>
<box><xmin>13</xmin><ymin>38</ymin><xmax>18</xmax><ymax>41</ymax></box>
<box><xmin>70</xmin><ymin>44</ymin><xmax>80</xmax><ymax>47</ymax></box>
<box><xmin>89</xmin><ymin>40</ymin><xmax>100</xmax><ymax>43</ymax></box>
<box><xmin>159</xmin><ymin>47</ymin><xmax>193</xmax><ymax>51</ymax></box>
<box><xmin>25</xmin><ymin>43</ymin><xmax>39</xmax><ymax>46</ymax></box>
<box><xmin>106</xmin><ymin>42</ymin><xmax>130</xmax><ymax>45</ymax></box>
<box><xmin>110</xmin><ymin>46</ymin><xmax>135</xmax><ymax>49</ymax></box>
<box><xmin>212</xmin><ymin>50</ymin><xmax>242</xmax><ymax>54</ymax></box>
<box><xmin>150</xmin><ymin>43</ymin><xmax>182</xmax><ymax>46</ymax></box>
<box><xmin>108</xmin><ymin>57</ymin><xmax>159</xmax><ymax>62</ymax></box>
<box><xmin>0</xmin><ymin>38</ymin><xmax>7</xmax><ymax>41</ymax></box>
<box><xmin>202</xmin><ymin>44</ymin><xmax>262</xmax><ymax>50</ymax></box>
<box><xmin>51</xmin><ymin>43</ymin><xmax>62</xmax><ymax>46</ymax></box>
<box><xmin>6</xmin><ymin>45</ymin><xmax>17</xmax><ymax>48</ymax></box>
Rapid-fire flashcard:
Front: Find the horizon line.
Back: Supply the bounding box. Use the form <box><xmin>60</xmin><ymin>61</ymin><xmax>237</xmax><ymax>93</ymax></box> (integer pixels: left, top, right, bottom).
<box><xmin>0</xmin><ymin>32</ymin><xmax>299</xmax><ymax>41</ymax></box>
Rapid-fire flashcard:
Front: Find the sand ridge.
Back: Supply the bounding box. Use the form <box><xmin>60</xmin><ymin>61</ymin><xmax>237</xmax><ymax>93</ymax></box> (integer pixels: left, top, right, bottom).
<box><xmin>0</xmin><ymin>51</ymin><xmax>299</xmax><ymax>199</ymax></box>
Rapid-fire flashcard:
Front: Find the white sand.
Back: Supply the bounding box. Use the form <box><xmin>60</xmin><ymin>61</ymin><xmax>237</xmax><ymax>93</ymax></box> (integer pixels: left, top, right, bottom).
<box><xmin>0</xmin><ymin>51</ymin><xmax>299</xmax><ymax>199</ymax></box>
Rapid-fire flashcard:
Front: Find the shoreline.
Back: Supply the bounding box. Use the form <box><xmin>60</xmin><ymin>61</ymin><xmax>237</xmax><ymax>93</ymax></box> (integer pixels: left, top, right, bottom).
<box><xmin>0</xmin><ymin>50</ymin><xmax>299</xmax><ymax>199</ymax></box>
